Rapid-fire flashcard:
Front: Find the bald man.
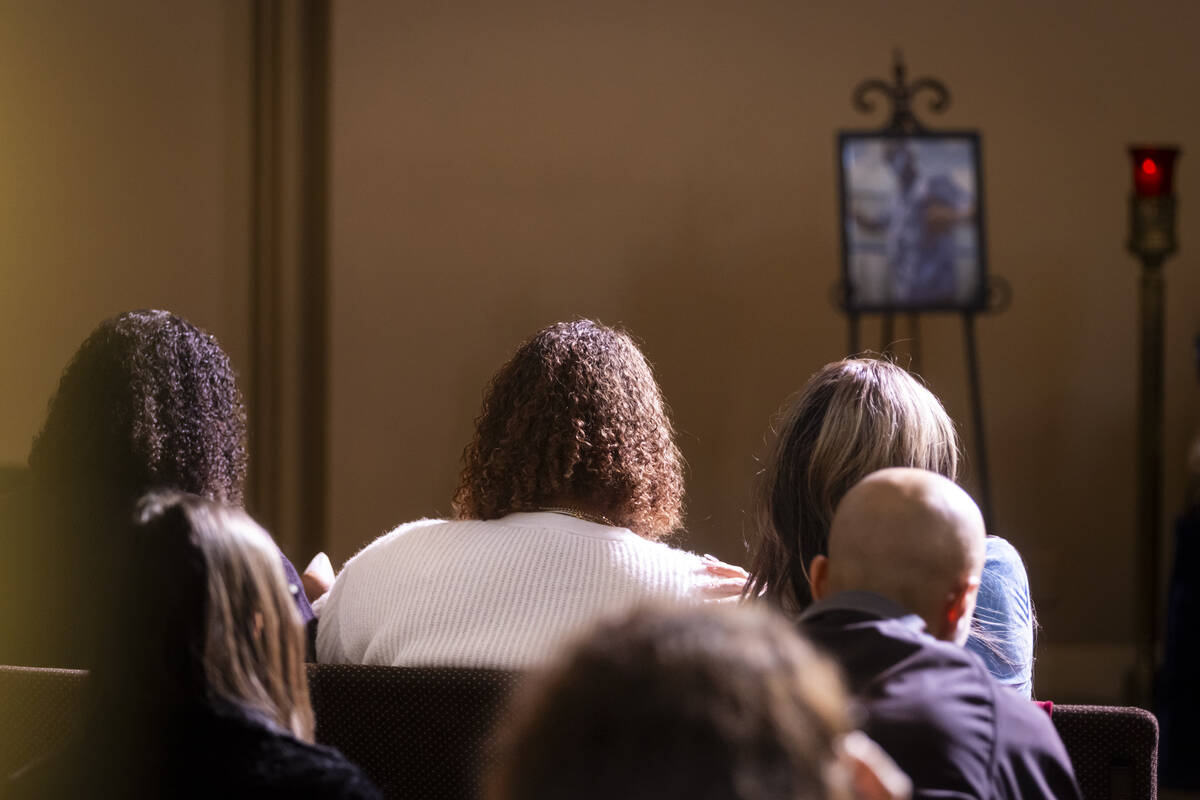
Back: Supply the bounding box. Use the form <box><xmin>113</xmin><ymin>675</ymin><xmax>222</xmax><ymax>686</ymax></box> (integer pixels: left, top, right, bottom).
<box><xmin>801</xmin><ymin>468</ymin><xmax>1080</xmax><ymax>800</ymax></box>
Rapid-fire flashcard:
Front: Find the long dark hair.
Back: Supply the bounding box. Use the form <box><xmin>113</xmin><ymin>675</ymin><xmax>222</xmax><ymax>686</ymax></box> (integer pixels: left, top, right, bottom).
<box><xmin>7</xmin><ymin>310</ymin><xmax>249</xmax><ymax>668</ymax></box>
<box><xmin>28</xmin><ymin>309</ymin><xmax>247</xmax><ymax>509</ymax></box>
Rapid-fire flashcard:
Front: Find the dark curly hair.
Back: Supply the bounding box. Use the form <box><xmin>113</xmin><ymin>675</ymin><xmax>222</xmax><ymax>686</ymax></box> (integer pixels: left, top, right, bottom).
<box><xmin>27</xmin><ymin>310</ymin><xmax>248</xmax><ymax>508</ymax></box>
<box><xmin>452</xmin><ymin>319</ymin><xmax>684</xmax><ymax>539</ymax></box>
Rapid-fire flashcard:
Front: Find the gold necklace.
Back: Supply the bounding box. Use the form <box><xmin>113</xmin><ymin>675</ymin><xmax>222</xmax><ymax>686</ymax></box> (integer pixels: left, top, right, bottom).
<box><xmin>536</xmin><ymin>506</ymin><xmax>615</xmax><ymax>527</ymax></box>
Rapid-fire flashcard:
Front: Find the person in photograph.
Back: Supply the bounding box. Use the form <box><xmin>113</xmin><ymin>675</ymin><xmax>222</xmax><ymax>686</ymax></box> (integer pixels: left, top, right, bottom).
<box><xmin>851</xmin><ymin>141</ymin><xmax>976</xmax><ymax>306</ymax></box>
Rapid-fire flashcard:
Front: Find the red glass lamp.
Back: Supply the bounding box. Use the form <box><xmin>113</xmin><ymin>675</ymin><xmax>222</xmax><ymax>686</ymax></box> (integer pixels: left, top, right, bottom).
<box><xmin>1131</xmin><ymin>148</ymin><xmax>1178</xmax><ymax>198</ymax></box>
<box><xmin>1128</xmin><ymin>146</ymin><xmax>1180</xmax><ymax>261</ymax></box>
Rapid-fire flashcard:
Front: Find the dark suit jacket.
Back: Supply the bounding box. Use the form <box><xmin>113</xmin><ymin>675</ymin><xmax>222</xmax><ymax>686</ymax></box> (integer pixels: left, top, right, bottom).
<box><xmin>801</xmin><ymin>591</ymin><xmax>1080</xmax><ymax>800</ymax></box>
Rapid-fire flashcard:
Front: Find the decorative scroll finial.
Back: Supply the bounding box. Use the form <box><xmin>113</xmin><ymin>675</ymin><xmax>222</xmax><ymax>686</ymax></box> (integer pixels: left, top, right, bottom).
<box><xmin>851</xmin><ymin>50</ymin><xmax>951</xmax><ymax>133</ymax></box>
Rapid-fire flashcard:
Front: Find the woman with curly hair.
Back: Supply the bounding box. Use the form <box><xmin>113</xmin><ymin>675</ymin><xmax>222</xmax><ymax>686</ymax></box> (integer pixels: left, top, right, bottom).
<box><xmin>0</xmin><ymin>309</ymin><xmax>313</xmax><ymax>667</ymax></box>
<box><xmin>317</xmin><ymin>319</ymin><xmax>743</xmax><ymax>669</ymax></box>
<box><xmin>744</xmin><ymin>358</ymin><xmax>1035</xmax><ymax>696</ymax></box>
<box><xmin>27</xmin><ymin>309</ymin><xmax>248</xmax><ymax>510</ymax></box>
<box><xmin>6</xmin><ymin>492</ymin><xmax>379</xmax><ymax>798</ymax></box>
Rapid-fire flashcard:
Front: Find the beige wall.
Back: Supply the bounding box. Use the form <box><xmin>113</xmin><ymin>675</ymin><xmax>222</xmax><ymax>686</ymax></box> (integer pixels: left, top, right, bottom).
<box><xmin>330</xmin><ymin>0</ymin><xmax>1200</xmax><ymax>699</ymax></box>
<box><xmin>4</xmin><ymin>0</ymin><xmax>1197</xmax><ymax>702</ymax></box>
<box><xmin>0</xmin><ymin>1</ymin><xmax>251</xmax><ymax>465</ymax></box>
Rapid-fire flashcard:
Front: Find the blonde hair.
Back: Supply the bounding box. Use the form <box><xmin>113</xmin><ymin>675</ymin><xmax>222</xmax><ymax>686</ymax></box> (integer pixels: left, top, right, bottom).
<box><xmin>119</xmin><ymin>493</ymin><xmax>314</xmax><ymax>740</ymax></box>
<box><xmin>745</xmin><ymin>358</ymin><xmax>959</xmax><ymax>614</ymax></box>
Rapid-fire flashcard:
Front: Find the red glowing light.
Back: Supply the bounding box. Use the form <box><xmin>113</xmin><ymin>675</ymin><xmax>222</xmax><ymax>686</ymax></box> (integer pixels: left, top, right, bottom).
<box><xmin>1130</xmin><ymin>146</ymin><xmax>1179</xmax><ymax>197</ymax></box>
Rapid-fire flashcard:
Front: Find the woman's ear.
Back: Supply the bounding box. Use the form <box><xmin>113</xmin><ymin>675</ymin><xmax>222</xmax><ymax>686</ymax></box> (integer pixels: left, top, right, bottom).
<box><xmin>809</xmin><ymin>555</ymin><xmax>831</xmax><ymax>601</ymax></box>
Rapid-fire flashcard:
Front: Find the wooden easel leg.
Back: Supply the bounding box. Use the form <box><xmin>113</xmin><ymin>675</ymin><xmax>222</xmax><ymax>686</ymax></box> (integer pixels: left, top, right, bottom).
<box><xmin>963</xmin><ymin>312</ymin><xmax>994</xmax><ymax>532</ymax></box>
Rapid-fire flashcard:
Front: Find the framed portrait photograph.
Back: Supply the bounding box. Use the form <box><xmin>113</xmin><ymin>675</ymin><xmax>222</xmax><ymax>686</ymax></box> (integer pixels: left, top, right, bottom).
<box><xmin>838</xmin><ymin>131</ymin><xmax>987</xmax><ymax>312</ymax></box>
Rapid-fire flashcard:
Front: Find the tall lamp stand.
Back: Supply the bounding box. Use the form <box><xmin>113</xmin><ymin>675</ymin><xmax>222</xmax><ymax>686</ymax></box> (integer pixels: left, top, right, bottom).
<box><xmin>1126</xmin><ymin>146</ymin><xmax>1180</xmax><ymax>703</ymax></box>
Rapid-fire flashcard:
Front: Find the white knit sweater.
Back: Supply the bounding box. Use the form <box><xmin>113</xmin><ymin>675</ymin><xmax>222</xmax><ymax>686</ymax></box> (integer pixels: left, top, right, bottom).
<box><xmin>316</xmin><ymin>512</ymin><xmax>714</xmax><ymax>669</ymax></box>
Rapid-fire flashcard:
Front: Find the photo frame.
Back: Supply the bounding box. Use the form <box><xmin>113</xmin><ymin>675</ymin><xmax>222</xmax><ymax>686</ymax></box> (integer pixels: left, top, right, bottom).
<box><xmin>838</xmin><ymin>131</ymin><xmax>988</xmax><ymax>312</ymax></box>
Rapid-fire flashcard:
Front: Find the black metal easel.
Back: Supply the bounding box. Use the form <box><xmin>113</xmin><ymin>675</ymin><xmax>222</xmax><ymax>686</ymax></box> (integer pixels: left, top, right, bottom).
<box><xmin>838</xmin><ymin>52</ymin><xmax>1011</xmax><ymax>533</ymax></box>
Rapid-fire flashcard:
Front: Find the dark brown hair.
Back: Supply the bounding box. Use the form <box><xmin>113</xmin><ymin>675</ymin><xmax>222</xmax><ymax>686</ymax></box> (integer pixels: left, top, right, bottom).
<box><xmin>488</xmin><ymin>604</ymin><xmax>852</xmax><ymax>800</ymax></box>
<box><xmin>28</xmin><ymin>309</ymin><xmax>247</xmax><ymax>508</ymax></box>
<box><xmin>452</xmin><ymin>319</ymin><xmax>683</xmax><ymax>538</ymax></box>
<box><xmin>745</xmin><ymin>358</ymin><xmax>959</xmax><ymax>614</ymax></box>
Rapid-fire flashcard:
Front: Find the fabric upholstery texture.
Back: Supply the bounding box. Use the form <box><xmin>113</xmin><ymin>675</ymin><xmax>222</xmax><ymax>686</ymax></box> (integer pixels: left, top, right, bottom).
<box><xmin>1</xmin><ymin>663</ymin><xmax>520</xmax><ymax>799</ymax></box>
<box><xmin>1052</xmin><ymin>704</ymin><xmax>1158</xmax><ymax>800</ymax></box>
<box><xmin>306</xmin><ymin>663</ymin><xmax>521</xmax><ymax>799</ymax></box>
<box><xmin>0</xmin><ymin>664</ymin><xmax>1161</xmax><ymax>800</ymax></box>
<box><xmin>0</xmin><ymin>665</ymin><xmax>87</xmax><ymax>778</ymax></box>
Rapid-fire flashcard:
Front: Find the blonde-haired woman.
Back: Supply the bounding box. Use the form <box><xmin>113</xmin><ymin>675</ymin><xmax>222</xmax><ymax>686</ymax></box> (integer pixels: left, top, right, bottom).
<box><xmin>7</xmin><ymin>492</ymin><xmax>379</xmax><ymax>798</ymax></box>
<box><xmin>745</xmin><ymin>358</ymin><xmax>1034</xmax><ymax>697</ymax></box>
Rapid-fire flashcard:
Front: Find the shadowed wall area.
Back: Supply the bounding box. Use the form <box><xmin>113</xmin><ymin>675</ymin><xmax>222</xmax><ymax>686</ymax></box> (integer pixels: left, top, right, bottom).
<box><xmin>0</xmin><ymin>0</ymin><xmax>252</xmax><ymax>453</ymax></box>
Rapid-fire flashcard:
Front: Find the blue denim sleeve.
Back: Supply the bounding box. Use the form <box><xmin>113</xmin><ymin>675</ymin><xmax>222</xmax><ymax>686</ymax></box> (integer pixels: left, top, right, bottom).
<box><xmin>965</xmin><ymin>536</ymin><xmax>1034</xmax><ymax>698</ymax></box>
